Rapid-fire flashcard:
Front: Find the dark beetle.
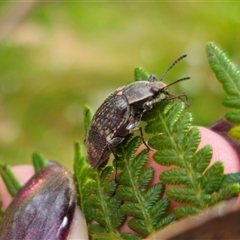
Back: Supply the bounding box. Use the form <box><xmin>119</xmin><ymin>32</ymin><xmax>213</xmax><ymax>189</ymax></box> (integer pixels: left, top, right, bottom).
<box><xmin>86</xmin><ymin>55</ymin><xmax>189</xmax><ymax>168</ymax></box>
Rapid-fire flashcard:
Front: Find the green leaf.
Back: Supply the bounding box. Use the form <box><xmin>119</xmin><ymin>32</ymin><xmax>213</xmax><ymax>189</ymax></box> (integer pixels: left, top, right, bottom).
<box><xmin>225</xmin><ymin>109</ymin><xmax>240</xmax><ymax>124</ymax></box>
<box><xmin>209</xmin><ymin>183</ymin><xmax>240</xmax><ymax>206</ymax></box>
<box><xmin>83</xmin><ymin>104</ymin><xmax>93</xmax><ymax>137</ymax></box>
<box><xmin>116</xmin><ymin>136</ymin><xmax>170</xmax><ymax>235</ymax></box>
<box><xmin>137</xmin><ymin>167</ymin><xmax>154</xmax><ymax>190</ymax></box>
<box><xmin>134</xmin><ymin>67</ymin><xmax>150</xmax><ymax>81</ymax></box>
<box><xmin>174</xmin><ymin>206</ymin><xmax>201</xmax><ymax>218</ymax></box>
<box><xmin>192</xmin><ymin>145</ymin><xmax>212</xmax><ymax>174</ymax></box>
<box><xmin>201</xmin><ymin>161</ymin><xmax>224</xmax><ymax>194</ymax></box>
<box><xmin>120</xmin><ymin>232</ymin><xmax>142</xmax><ymax>240</ymax></box>
<box><xmin>32</xmin><ymin>152</ymin><xmax>47</xmax><ymax>172</ymax></box>
<box><xmin>221</xmin><ymin>172</ymin><xmax>240</xmax><ymax>187</ymax></box>
<box><xmin>143</xmin><ymin>183</ymin><xmax>165</xmax><ymax>206</ymax></box>
<box><xmin>160</xmin><ymin>168</ymin><xmax>193</xmax><ymax>186</ymax></box>
<box><xmin>222</xmin><ymin>95</ymin><xmax>240</xmax><ymax>108</ymax></box>
<box><xmin>149</xmin><ymin>198</ymin><xmax>171</xmax><ymax>223</ymax></box>
<box><xmin>206</xmin><ymin>42</ymin><xmax>240</xmax><ymax>96</ymax></box>
<box><xmin>154</xmin><ymin>148</ymin><xmax>184</xmax><ymax>167</ymax></box>
<box><xmin>128</xmin><ymin>218</ymin><xmax>150</xmax><ymax>235</ymax></box>
<box><xmin>167</xmin><ymin>188</ymin><xmax>200</xmax><ymax>205</ymax></box>
<box><xmin>206</xmin><ymin>42</ymin><xmax>240</xmax><ymax>124</ymax></box>
<box><xmin>228</xmin><ymin>126</ymin><xmax>240</xmax><ymax>140</ymax></box>
<box><xmin>116</xmin><ymin>186</ymin><xmax>138</xmax><ymax>202</ymax></box>
<box><xmin>155</xmin><ymin>214</ymin><xmax>177</xmax><ymax>230</ymax></box>
<box><xmin>142</xmin><ymin>92</ymin><xmax>235</xmax><ymax>218</ymax></box>
<box><xmin>74</xmin><ymin>142</ymin><xmax>125</xmax><ymax>238</ymax></box>
<box><xmin>121</xmin><ymin>203</ymin><xmax>144</xmax><ymax>218</ymax></box>
<box><xmin>0</xmin><ymin>162</ymin><xmax>22</xmax><ymax>197</ymax></box>
<box><xmin>182</xmin><ymin>127</ymin><xmax>200</xmax><ymax>157</ymax></box>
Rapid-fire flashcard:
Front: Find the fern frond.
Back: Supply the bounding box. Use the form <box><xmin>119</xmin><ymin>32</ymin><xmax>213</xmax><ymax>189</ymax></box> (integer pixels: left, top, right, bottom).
<box><xmin>206</xmin><ymin>42</ymin><xmax>240</xmax><ymax>127</ymax></box>
<box><xmin>74</xmin><ymin>142</ymin><xmax>127</xmax><ymax>239</ymax></box>
<box><xmin>115</xmin><ymin>136</ymin><xmax>174</xmax><ymax>236</ymax></box>
<box><xmin>142</xmin><ymin>97</ymin><xmax>240</xmax><ymax>218</ymax></box>
<box><xmin>78</xmin><ymin>51</ymin><xmax>240</xmax><ymax>238</ymax></box>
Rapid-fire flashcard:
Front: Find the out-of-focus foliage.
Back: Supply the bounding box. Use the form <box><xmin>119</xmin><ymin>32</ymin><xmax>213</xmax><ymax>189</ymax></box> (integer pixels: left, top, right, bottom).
<box><xmin>0</xmin><ymin>2</ymin><xmax>240</xmax><ymax>168</ymax></box>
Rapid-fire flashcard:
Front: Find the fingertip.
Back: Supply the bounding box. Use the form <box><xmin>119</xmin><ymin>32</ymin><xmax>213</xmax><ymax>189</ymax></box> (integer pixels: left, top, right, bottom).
<box><xmin>198</xmin><ymin>127</ymin><xmax>240</xmax><ymax>173</ymax></box>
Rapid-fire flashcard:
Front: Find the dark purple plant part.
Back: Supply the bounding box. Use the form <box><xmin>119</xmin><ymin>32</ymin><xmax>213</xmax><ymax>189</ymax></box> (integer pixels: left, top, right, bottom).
<box><xmin>0</xmin><ymin>162</ymin><xmax>76</xmax><ymax>240</ymax></box>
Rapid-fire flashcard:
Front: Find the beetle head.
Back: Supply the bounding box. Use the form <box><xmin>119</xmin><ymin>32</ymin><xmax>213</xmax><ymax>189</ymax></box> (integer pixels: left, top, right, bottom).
<box><xmin>147</xmin><ymin>54</ymin><xmax>190</xmax><ymax>106</ymax></box>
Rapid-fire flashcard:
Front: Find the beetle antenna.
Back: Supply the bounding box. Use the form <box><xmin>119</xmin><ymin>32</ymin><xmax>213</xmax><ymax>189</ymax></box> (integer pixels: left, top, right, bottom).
<box><xmin>159</xmin><ymin>54</ymin><xmax>187</xmax><ymax>81</ymax></box>
<box><xmin>164</xmin><ymin>76</ymin><xmax>190</xmax><ymax>88</ymax></box>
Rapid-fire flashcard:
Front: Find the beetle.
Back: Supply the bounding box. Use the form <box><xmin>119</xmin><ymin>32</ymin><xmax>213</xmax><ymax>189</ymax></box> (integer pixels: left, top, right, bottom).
<box><xmin>86</xmin><ymin>54</ymin><xmax>190</xmax><ymax>168</ymax></box>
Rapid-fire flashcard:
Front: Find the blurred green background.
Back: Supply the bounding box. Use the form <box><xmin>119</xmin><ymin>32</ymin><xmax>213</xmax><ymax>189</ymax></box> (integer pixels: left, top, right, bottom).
<box><xmin>0</xmin><ymin>2</ymin><xmax>239</xmax><ymax>170</ymax></box>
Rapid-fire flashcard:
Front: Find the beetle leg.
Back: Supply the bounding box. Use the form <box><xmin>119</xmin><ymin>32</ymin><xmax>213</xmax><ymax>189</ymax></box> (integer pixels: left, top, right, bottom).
<box><xmin>143</xmin><ymin>92</ymin><xmax>189</xmax><ymax>110</ymax></box>
<box><xmin>136</xmin><ymin>126</ymin><xmax>151</xmax><ymax>151</ymax></box>
<box><xmin>106</xmin><ymin>135</ymin><xmax>125</xmax><ymax>164</ymax></box>
<box><xmin>126</xmin><ymin>114</ymin><xmax>151</xmax><ymax>151</ymax></box>
<box><xmin>143</xmin><ymin>94</ymin><xmax>167</xmax><ymax>110</ymax></box>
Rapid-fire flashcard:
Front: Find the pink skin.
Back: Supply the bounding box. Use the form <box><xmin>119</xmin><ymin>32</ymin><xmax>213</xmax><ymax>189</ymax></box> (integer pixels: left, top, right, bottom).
<box><xmin>1</xmin><ymin>127</ymin><xmax>240</xmax><ymax>236</ymax></box>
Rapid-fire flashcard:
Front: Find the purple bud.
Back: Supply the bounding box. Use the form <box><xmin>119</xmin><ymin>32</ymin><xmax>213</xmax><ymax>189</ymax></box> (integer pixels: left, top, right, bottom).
<box><xmin>0</xmin><ymin>162</ymin><xmax>76</xmax><ymax>240</ymax></box>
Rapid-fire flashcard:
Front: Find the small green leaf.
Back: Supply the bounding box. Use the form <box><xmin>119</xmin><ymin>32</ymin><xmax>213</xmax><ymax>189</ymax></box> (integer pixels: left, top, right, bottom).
<box><xmin>0</xmin><ymin>162</ymin><xmax>22</xmax><ymax>197</ymax></box>
<box><xmin>166</xmin><ymin>188</ymin><xmax>200</xmax><ymax>205</ymax></box>
<box><xmin>192</xmin><ymin>145</ymin><xmax>212</xmax><ymax>173</ymax></box>
<box><xmin>228</xmin><ymin>126</ymin><xmax>240</xmax><ymax>140</ymax></box>
<box><xmin>32</xmin><ymin>152</ymin><xmax>47</xmax><ymax>172</ymax></box>
<box><xmin>128</xmin><ymin>218</ymin><xmax>150</xmax><ymax>235</ymax></box>
<box><xmin>131</xmin><ymin>149</ymin><xmax>149</xmax><ymax>178</ymax></box>
<box><xmin>121</xmin><ymin>203</ymin><xmax>144</xmax><ymax>218</ymax></box>
<box><xmin>206</xmin><ymin>42</ymin><xmax>240</xmax><ymax>96</ymax></box>
<box><xmin>116</xmin><ymin>186</ymin><xmax>138</xmax><ymax>202</ymax></box>
<box><xmin>143</xmin><ymin>183</ymin><xmax>165</xmax><ymax>206</ymax></box>
<box><xmin>225</xmin><ymin>109</ymin><xmax>240</xmax><ymax>124</ymax></box>
<box><xmin>149</xmin><ymin>198</ymin><xmax>171</xmax><ymax>222</ymax></box>
<box><xmin>120</xmin><ymin>232</ymin><xmax>142</xmax><ymax>240</ymax></box>
<box><xmin>134</xmin><ymin>67</ymin><xmax>150</xmax><ymax>81</ymax></box>
<box><xmin>209</xmin><ymin>183</ymin><xmax>240</xmax><ymax>206</ymax></box>
<box><xmin>137</xmin><ymin>167</ymin><xmax>154</xmax><ymax>190</ymax></box>
<box><xmin>206</xmin><ymin>42</ymin><xmax>240</xmax><ymax>124</ymax></box>
<box><xmin>221</xmin><ymin>172</ymin><xmax>240</xmax><ymax>187</ymax></box>
<box><xmin>154</xmin><ymin>149</ymin><xmax>184</xmax><ymax>167</ymax></box>
<box><xmin>116</xmin><ymin>136</ymin><xmax>169</xmax><ymax>235</ymax></box>
<box><xmin>201</xmin><ymin>161</ymin><xmax>224</xmax><ymax>194</ymax></box>
<box><xmin>222</xmin><ymin>95</ymin><xmax>240</xmax><ymax>108</ymax></box>
<box><xmin>182</xmin><ymin>127</ymin><xmax>200</xmax><ymax>156</ymax></box>
<box><xmin>74</xmin><ymin>142</ymin><xmax>124</xmax><ymax>238</ymax></box>
<box><xmin>160</xmin><ymin>168</ymin><xmax>193</xmax><ymax>186</ymax></box>
<box><xmin>83</xmin><ymin>104</ymin><xmax>93</xmax><ymax>137</ymax></box>
<box><xmin>155</xmin><ymin>214</ymin><xmax>177</xmax><ymax>230</ymax></box>
<box><xmin>174</xmin><ymin>206</ymin><xmax>201</xmax><ymax>218</ymax></box>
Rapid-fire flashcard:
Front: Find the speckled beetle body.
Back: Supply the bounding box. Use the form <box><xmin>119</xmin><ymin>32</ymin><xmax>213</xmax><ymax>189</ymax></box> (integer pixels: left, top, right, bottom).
<box><xmin>86</xmin><ymin>55</ymin><xmax>189</xmax><ymax>168</ymax></box>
